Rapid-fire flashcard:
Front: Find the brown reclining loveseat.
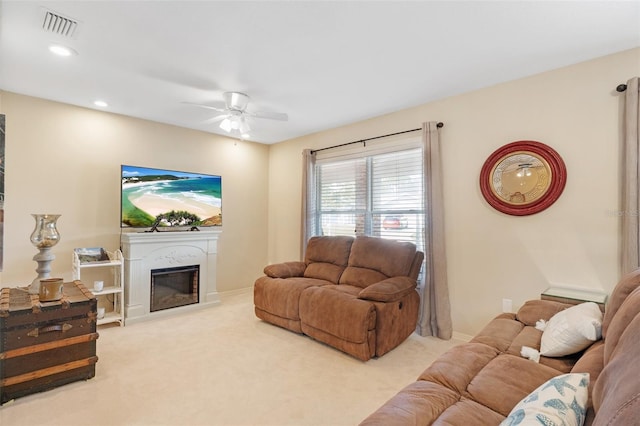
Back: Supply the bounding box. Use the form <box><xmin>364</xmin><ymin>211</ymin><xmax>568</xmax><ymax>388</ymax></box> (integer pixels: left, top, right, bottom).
<box><xmin>254</xmin><ymin>235</ymin><xmax>424</xmax><ymax>361</ymax></box>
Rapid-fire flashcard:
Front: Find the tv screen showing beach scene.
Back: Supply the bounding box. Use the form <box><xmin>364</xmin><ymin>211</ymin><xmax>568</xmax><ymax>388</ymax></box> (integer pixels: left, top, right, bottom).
<box><xmin>121</xmin><ymin>165</ymin><xmax>222</xmax><ymax>228</ymax></box>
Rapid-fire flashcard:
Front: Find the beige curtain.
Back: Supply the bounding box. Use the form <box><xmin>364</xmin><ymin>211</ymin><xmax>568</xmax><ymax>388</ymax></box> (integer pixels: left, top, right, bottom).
<box><xmin>417</xmin><ymin>121</ymin><xmax>452</xmax><ymax>339</ymax></box>
<box><xmin>301</xmin><ymin>149</ymin><xmax>316</xmax><ymax>259</ymax></box>
<box><xmin>622</xmin><ymin>77</ymin><xmax>640</xmax><ymax>274</ymax></box>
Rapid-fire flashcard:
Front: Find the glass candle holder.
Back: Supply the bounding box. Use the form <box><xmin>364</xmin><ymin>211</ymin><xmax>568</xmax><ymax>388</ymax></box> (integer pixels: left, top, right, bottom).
<box><xmin>28</xmin><ymin>214</ymin><xmax>61</xmax><ymax>294</ymax></box>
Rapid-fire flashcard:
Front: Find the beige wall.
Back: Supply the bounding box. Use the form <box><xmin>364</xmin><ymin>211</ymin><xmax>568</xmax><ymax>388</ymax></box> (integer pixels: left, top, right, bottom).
<box><xmin>1</xmin><ymin>48</ymin><xmax>637</xmax><ymax>336</ymax></box>
<box><xmin>0</xmin><ymin>92</ymin><xmax>269</xmax><ymax>293</ymax></box>
<box><xmin>266</xmin><ymin>48</ymin><xmax>640</xmax><ymax>336</ymax></box>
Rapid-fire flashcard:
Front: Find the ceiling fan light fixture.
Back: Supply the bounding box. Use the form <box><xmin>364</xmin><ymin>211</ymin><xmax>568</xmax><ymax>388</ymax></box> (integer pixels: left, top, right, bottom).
<box><xmin>220</xmin><ymin>113</ymin><xmax>250</xmax><ymax>136</ymax></box>
<box><xmin>239</xmin><ymin>117</ymin><xmax>251</xmax><ymax>134</ymax></box>
<box><xmin>219</xmin><ymin>118</ymin><xmax>232</xmax><ymax>132</ymax></box>
<box><xmin>186</xmin><ymin>91</ymin><xmax>285</xmax><ymax>138</ymax></box>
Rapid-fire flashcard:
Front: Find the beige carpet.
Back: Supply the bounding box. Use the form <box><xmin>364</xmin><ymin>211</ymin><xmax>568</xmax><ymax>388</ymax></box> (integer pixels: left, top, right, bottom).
<box><xmin>0</xmin><ymin>289</ymin><xmax>462</xmax><ymax>426</ymax></box>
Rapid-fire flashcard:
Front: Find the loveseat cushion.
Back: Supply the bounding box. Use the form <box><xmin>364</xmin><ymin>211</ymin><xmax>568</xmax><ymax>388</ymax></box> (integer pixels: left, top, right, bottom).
<box><xmin>339</xmin><ymin>236</ymin><xmax>417</xmax><ymax>288</ymax></box>
<box><xmin>300</xmin><ymin>286</ymin><xmax>376</xmax><ymax>342</ymax></box>
<box><xmin>254</xmin><ymin>276</ymin><xmax>332</xmax><ymax>322</ymax></box>
<box><xmin>303</xmin><ymin>235</ymin><xmax>354</xmax><ymax>282</ymax></box>
<box><xmin>299</xmin><ymin>285</ymin><xmax>377</xmax><ymax>361</ymax></box>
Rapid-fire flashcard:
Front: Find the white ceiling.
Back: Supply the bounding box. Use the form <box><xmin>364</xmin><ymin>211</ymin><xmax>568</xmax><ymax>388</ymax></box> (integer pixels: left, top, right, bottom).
<box><xmin>1</xmin><ymin>1</ymin><xmax>639</xmax><ymax>144</ymax></box>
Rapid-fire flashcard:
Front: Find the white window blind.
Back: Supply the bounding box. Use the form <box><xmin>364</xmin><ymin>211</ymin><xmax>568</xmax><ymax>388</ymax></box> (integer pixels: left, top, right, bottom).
<box><xmin>313</xmin><ymin>147</ymin><xmax>424</xmax><ymax>251</ymax></box>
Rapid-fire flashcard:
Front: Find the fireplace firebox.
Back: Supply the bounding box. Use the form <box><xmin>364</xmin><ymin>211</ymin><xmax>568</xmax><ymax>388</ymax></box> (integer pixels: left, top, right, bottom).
<box><xmin>150</xmin><ymin>265</ymin><xmax>199</xmax><ymax>312</ymax></box>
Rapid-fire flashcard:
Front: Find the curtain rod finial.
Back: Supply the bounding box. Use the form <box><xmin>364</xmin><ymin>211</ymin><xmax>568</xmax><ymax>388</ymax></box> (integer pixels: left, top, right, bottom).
<box><xmin>617</xmin><ymin>84</ymin><xmax>628</xmax><ymax>92</ymax></box>
<box><xmin>437</xmin><ymin>122</ymin><xmax>444</xmax><ymax>128</ymax></box>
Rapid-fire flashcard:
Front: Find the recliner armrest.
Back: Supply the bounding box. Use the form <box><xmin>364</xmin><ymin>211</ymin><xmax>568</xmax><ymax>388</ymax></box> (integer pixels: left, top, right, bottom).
<box><xmin>263</xmin><ymin>261</ymin><xmax>306</xmax><ymax>278</ymax></box>
<box><xmin>358</xmin><ymin>276</ymin><xmax>416</xmax><ymax>302</ymax></box>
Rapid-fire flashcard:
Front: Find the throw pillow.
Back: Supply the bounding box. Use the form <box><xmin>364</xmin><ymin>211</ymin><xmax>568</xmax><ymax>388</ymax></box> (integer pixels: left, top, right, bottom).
<box><xmin>540</xmin><ymin>302</ymin><xmax>603</xmax><ymax>357</ymax></box>
<box><xmin>500</xmin><ymin>373</ymin><xmax>590</xmax><ymax>426</ymax></box>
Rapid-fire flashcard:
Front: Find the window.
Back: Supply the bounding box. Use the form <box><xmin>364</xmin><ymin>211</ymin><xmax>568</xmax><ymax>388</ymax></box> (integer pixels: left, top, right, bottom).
<box><xmin>312</xmin><ymin>145</ymin><xmax>424</xmax><ymax>252</ymax></box>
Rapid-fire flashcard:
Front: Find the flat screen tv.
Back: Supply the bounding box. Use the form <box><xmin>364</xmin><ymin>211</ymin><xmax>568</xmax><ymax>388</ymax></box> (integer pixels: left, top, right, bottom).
<box><xmin>121</xmin><ymin>165</ymin><xmax>222</xmax><ymax>229</ymax></box>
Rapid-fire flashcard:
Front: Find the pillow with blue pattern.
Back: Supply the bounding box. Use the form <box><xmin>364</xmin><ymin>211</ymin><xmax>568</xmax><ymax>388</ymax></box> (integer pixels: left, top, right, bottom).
<box><xmin>500</xmin><ymin>373</ymin><xmax>590</xmax><ymax>426</ymax></box>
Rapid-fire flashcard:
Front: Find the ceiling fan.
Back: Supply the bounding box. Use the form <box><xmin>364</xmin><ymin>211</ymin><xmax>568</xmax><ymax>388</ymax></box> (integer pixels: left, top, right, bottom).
<box><xmin>184</xmin><ymin>92</ymin><xmax>288</xmax><ymax>137</ymax></box>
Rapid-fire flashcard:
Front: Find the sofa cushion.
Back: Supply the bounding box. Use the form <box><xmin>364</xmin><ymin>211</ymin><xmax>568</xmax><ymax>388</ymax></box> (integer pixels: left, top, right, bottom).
<box><xmin>470</xmin><ymin>313</ymin><xmax>584</xmax><ymax>374</ymax></box>
<box><xmin>571</xmin><ymin>340</ymin><xmax>605</xmax><ymax>418</ymax></box>
<box><xmin>471</xmin><ymin>315</ymin><xmax>525</xmax><ymax>352</ymax></box>
<box><xmin>516</xmin><ymin>299</ymin><xmax>571</xmax><ymax>326</ymax></box>
<box><xmin>303</xmin><ymin>235</ymin><xmax>354</xmax><ymax>283</ymax></box>
<box><xmin>602</xmin><ymin>267</ymin><xmax>640</xmax><ymax>337</ymax></box>
<box><xmin>539</xmin><ymin>302</ymin><xmax>602</xmax><ymax>357</ymax></box>
<box><xmin>500</xmin><ymin>373</ymin><xmax>589</xmax><ymax>426</ymax></box>
<box><xmin>467</xmin><ymin>354</ymin><xmax>561</xmax><ymax>417</ymax></box>
<box><xmin>359</xmin><ymin>380</ymin><xmax>460</xmax><ymax>425</ymax></box>
<box><xmin>416</xmin><ymin>347</ymin><xmax>560</xmax><ymax>421</ymax></box>
<box><xmin>418</xmin><ymin>343</ymin><xmax>501</xmax><ymax>394</ymax></box>
<box><xmin>602</xmin><ymin>285</ymin><xmax>640</xmax><ymax>364</ymax></box>
<box><xmin>592</xmin><ymin>311</ymin><xmax>640</xmax><ymax>425</ymax></box>
<box><xmin>339</xmin><ymin>236</ymin><xmax>417</xmax><ymax>288</ymax></box>
<box><xmin>436</xmin><ymin>399</ymin><xmax>506</xmax><ymax>426</ymax></box>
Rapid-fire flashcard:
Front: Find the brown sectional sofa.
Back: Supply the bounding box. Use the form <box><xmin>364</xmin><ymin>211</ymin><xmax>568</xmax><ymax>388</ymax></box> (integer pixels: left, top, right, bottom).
<box><xmin>254</xmin><ymin>235</ymin><xmax>424</xmax><ymax>361</ymax></box>
<box><xmin>361</xmin><ymin>268</ymin><xmax>640</xmax><ymax>425</ymax></box>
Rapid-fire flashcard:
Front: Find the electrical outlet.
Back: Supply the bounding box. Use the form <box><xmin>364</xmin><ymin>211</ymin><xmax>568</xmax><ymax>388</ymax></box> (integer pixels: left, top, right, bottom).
<box><xmin>502</xmin><ymin>298</ymin><xmax>513</xmax><ymax>313</ymax></box>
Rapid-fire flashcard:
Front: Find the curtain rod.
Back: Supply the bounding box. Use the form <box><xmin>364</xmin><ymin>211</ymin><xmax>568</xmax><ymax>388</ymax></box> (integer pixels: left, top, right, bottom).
<box><xmin>617</xmin><ymin>84</ymin><xmax>627</xmax><ymax>92</ymax></box>
<box><xmin>311</xmin><ymin>122</ymin><xmax>444</xmax><ymax>154</ymax></box>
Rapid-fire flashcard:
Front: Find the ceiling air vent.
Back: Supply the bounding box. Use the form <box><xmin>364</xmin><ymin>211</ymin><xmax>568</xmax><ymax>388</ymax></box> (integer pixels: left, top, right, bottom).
<box><xmin>41</xmin><ymin>9</ymin><xmax>79</xmax><ymax>38</ymax></box>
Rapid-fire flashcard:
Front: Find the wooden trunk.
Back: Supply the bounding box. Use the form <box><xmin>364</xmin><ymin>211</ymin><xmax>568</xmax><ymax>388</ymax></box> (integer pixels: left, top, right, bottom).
<box><xmin>0</xmin><ymin>280</ymin><xmax>98</xmax><ymax>404</ymax></box>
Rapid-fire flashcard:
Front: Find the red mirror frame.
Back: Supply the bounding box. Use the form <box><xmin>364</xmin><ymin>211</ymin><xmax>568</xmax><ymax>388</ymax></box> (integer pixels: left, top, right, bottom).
<box><xmin>479</xmin><ymin>141</ymin><xmax>567</xmax><ymax>216</ymax></box>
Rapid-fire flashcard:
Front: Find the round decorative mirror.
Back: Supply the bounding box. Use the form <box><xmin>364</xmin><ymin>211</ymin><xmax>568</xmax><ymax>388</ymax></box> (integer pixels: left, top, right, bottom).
<box><xmin>479</xmin><ymin>141</ymin><xmax>566</xmax><ymax>216</ymax></box>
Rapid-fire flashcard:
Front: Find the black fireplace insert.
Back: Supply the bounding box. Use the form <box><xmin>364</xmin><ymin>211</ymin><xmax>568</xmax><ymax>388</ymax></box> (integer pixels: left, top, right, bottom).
<box><xmin>150</xmin><ymin>265</ymin><xmax>199</xmax><ymax>312</ymax></box>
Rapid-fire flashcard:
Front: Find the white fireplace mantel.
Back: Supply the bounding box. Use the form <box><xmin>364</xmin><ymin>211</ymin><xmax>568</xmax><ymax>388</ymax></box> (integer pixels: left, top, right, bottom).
<box><xmin>121</xmin><ymin>230</ymin><xmax>222</xmax><ymax>323</ymax></box>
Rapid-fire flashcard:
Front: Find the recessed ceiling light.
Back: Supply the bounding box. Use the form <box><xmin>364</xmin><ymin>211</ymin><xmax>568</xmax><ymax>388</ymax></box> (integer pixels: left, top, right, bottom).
<box><xmin>94</xmin><ymin>100</ymin><xmax>108</xmax><ymax>108</ymax></box>
<box><xmin>48</xmin><ymin>44</ymin><xmax>77</xmax><ymax>57</ymax></box>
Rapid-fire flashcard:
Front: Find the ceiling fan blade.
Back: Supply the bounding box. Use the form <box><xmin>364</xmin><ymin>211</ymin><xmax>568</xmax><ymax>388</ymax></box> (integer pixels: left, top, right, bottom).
<box><xmin>182</xmin><ymin>101</ymin><xmax>227</xmax><ymax>113</ymax></box>
<box><xmin>246</xmin><ymin>110</ymin><xmax>289</xmax><ymax>121</ymax></box>
<box><xmin>203</xmin><ymin>114</ymin><xmax>229</xmax><ymax>125</ymax></box>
